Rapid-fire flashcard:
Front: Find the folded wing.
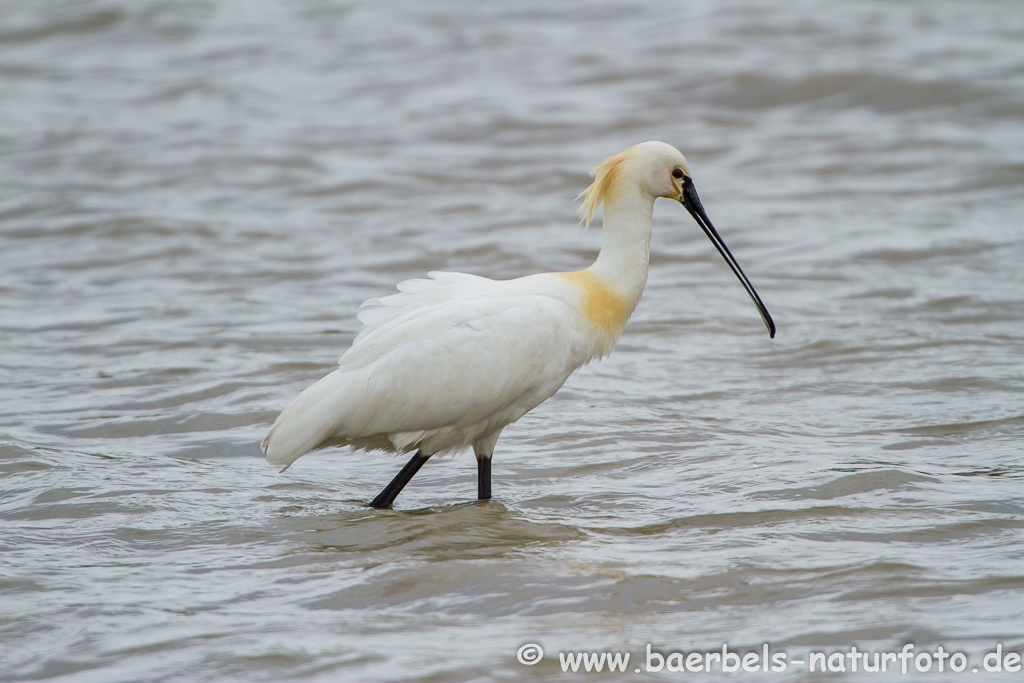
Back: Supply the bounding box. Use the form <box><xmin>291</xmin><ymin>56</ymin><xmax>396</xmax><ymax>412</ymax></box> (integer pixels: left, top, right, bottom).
<box><xmin>262</xmin><ymin>273</ymin><xmax>582</xmax><ymax>469</ymax></box>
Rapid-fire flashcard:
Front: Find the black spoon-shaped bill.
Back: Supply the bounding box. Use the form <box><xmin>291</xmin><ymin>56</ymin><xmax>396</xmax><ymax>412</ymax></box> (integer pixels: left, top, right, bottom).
<box><xmin>680</xmin><ymin>177</ymin><xmax>776</xmax><ymax>339</ymax></box>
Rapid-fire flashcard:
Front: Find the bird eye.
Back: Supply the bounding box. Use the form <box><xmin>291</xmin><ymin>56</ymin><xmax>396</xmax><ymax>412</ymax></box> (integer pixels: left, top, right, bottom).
<box><xmin>672</xmin><ymin>168</ymin><xmax>684</xmax><ymax>179</ymax></box>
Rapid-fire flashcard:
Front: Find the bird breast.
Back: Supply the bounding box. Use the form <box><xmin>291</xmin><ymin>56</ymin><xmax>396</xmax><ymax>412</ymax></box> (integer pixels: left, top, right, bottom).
<box><xmin>557</xmin><ymin>269</ymin><xmax>635</xmax><ymax>353</ymax></box>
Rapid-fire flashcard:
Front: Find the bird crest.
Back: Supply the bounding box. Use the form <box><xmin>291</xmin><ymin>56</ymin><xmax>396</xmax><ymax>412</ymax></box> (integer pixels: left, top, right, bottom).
<box><xmin>576</xmin><ymin>146</ymin><xmax>637</xmax><ymax>229</ymax></box>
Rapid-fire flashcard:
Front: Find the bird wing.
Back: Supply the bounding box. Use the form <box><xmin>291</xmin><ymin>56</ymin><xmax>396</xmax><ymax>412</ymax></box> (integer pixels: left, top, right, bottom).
<box><xmin>263</xmin><ymin>273</ymin><xmax>586</xmax><ymax>467</ymax></box>
<box><xmin>354</xmin><ymin>271</ymin><xmax>497</xmax><ymax>347</ymax></box>
<box><xmin>341</xmin><ymin>281</ymin><xmax>582</xmax><ymax>436</ymax></box>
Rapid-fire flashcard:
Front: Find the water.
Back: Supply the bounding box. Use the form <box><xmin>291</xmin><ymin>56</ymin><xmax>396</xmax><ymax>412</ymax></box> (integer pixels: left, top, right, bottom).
<box><xmin>2</xmin><ymin>1</ymin><xmax>1023</xmax><ymax>680</ymax></box>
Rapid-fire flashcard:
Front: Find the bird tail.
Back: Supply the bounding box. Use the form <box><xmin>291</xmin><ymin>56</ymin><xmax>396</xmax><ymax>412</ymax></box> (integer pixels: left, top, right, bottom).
<box><xmin>261</xmin><ymin>369</ymin><xmax>352</xmax><ymax>471</ymax></box>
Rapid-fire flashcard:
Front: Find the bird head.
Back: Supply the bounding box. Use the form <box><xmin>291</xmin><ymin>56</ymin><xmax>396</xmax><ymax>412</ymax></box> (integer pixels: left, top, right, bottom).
<box><xmin>579</xmin><ymin>141</ymin><xmax>776</xmax><ymax>338</ymax></box>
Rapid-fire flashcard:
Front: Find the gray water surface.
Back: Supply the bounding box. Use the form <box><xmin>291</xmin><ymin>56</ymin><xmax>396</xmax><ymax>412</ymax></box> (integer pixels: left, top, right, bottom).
<box><xmin>2</xmin><ymin>1</ymin><xmax>1024</xmax><ymax>681</ymax></box>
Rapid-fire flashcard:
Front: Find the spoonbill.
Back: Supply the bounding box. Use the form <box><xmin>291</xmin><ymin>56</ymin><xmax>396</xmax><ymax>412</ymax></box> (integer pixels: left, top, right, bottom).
<box><xmin>262</xmin><ymin>141</ymin><xmax>774</xmax><ymax>508</ymax></box>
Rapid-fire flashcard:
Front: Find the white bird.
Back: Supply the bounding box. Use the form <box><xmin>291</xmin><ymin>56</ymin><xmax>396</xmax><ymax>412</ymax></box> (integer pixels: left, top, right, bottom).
<box><xmin>262</xmin><ymin>141</ymin><xmax>774</xmax><ymax>508</ymax></box>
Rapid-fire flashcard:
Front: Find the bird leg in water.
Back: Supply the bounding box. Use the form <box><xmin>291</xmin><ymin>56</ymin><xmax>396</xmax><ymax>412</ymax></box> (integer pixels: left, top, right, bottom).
<box><xmin>477</xmin><ymin>456</ymin><xmax>491</xmax><ymax>500</ymax></box>
<box><xmin>369</xmin><ymin>451</ymin><xmax>431</xmax><ymax>508</ymax></box>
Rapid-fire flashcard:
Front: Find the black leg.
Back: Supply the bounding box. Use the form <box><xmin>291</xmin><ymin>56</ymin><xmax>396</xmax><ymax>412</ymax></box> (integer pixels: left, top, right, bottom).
<box><xmin>477</xmin><ymin>456</ymin><xmax>491</xmax><ymax>500</ymax></box>
<box><xmin>369</xmin><ymin>451</ymin><xmax>431</xmax><ymax>508</ymax></box>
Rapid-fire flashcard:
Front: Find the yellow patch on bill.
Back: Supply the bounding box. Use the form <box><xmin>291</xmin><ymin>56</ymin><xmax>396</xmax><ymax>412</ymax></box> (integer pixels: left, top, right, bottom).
<box><xmin>559</xmin><ymin>270</ymin><xmax>632</xmax><ymax>337</ymax></box>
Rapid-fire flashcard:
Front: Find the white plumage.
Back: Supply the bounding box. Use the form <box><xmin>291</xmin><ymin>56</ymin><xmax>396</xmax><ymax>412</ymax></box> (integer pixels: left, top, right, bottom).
<box><xmin>263</xmin><ymin>272</ymin><xmax>597</xmax><ymax>466</ymax></box>
<box><xmin>262</xmin><ymin>141</ymin><xmax>774</xmax><ymax>507</ymax></box>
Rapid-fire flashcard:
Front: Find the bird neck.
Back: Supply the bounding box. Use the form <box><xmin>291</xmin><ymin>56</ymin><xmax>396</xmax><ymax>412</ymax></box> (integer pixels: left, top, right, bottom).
<box><xmin>590</xmin><ymin>188</ymin><xmax>654</xmax><ymax>308</ymax></box>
